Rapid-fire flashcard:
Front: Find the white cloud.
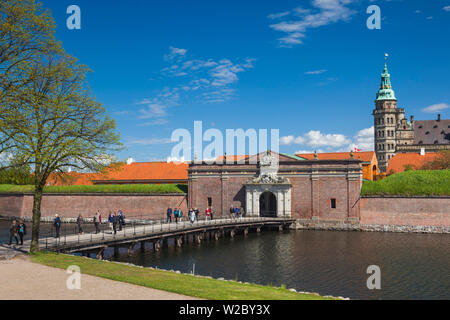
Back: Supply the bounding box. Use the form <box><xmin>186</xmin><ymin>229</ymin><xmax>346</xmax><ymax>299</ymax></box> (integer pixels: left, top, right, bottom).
<box><xmin>268</xmin><ymin>11</ymin><xmax>290</xmax><ymax>19</ymax></box>
<box><xmin>280</xmin><ymin>135</ymin><xmax>305</xmax><ymax>145</ymax></box>
<box><xmin>160</xmin><ymin>48</ymin><xmax>254</xmax><ymax>103</ymax></box>
<box><xmin>269</xmin><ymin>0</ymin><xmax>357</xmax><ymax>47</ymax></box>
<box><xmin>127</xmin><ymin>138</ymin><xmax>172</xmax><ymax>146</ymax></box>
<box><xmin>351</xmin><ymin>126</ymin><xmax>374</xmax><ymax>151</ymax></box>
<box><xmin>422</xmin><ymin>103</ymin><xmax>449</xmax><ymax>113</ymax></box>
<box><xmin>281</xmin><ymin>126</ymin><xmax>374</xmax><ymax>152</ymax></box>
<box><xmin>444</xmin><ymin>6</ymin><xmax>450</xmax><ymax>12</ymax></box>
<box><xmin>295</xmin><ymin>149</ymin><xmax>325</xmax><ymax>154</ymax></box>
<box><xmin>304</xmin><ymin>69</ymin><xmax>327</xmax><ymax>75</ymax></box>
<box><xmin>138</xmin><ymin>104</ymin><xmax>167</xmax><ymax>119</ymax></box>
<box><xmin>280</xmin><ymin>130</ymin><xmax>349</xmax><ymax>148</ymax></box>
<box><xmin>164</xmin><ymin>46</ymin><xmax>187</xmax><ymax>61</ymax></box>
<box><xmin>137</xmin><ymin>119</ymin><xmax>168</xmax><ymax>127</ymax></box>
<box><xmin>304</xmin><ymin>130</ymin><xmax>350</xmax><ymax>148</ymax></box>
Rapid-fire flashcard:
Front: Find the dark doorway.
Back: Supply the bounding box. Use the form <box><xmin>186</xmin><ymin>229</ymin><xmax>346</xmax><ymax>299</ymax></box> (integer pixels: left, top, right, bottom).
<box><xmin>259</xmin><ymin>191</ymin><xmax>277</xmax><ymax>217</ymax></box>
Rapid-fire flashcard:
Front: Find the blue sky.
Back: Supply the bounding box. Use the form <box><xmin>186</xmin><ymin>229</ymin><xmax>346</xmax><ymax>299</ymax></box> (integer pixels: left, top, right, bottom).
<box><xmin>41</xmin><ymin>0</ymin><xmax>450</xmax><ymax>161</ymax></box>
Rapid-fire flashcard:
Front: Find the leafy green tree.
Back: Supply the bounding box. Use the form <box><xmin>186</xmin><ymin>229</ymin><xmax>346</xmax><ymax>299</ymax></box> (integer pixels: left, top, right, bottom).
<box><xmin>0</xmin><ymin>1</ymin><xmax>122</xmax><ymax>252</ymax></box>
<box><xmin>0</xmin><ymin>0</ymin><xmax>60</xmax><ymax>155</ymax></box>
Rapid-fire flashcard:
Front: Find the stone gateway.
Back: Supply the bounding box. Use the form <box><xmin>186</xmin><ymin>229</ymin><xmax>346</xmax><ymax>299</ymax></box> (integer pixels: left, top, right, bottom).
<box><xmin>188</xmin><ymin>151</ymin><xmax>362</xmax><ymax>223</ymax></box>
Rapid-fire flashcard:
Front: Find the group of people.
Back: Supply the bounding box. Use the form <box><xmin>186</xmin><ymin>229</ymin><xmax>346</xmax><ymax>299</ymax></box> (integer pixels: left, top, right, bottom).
<box><xmin>166</xmin><ymin>207</ymin><xmax>185</xmax><ymax>223</ymax></box>
<box><xmin>52</xmin><ymin>209</ymin><xmax>126</xmax><ymax>238</ymax></box>
<box><xmin>166</xmin><ymin>205</ymin><xmax>245</xmax><ymax>223</ymax></box>
<box><xmin>229</xmin><ymin>206</ymin><xmax>245</xmax><ymax>218</ymax></box>
<box><xmin>108</xmin><ymin>209</ymin><xmax>126</xmax><ymax>234</ymax></box>
<box><xmin>8</xmin><ymin>219</ymin><xmax>27</xmax><ymax>246</ymax></box>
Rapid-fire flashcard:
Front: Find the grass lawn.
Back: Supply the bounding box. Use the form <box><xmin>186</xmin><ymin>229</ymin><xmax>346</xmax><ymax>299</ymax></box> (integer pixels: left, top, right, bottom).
<box><xmin>0</xmin><ymin>183</ymin><xmax>187</xmax><ymax>194</ymax></box>
<box><xmin>30</xmin><ymin>252</ymin><xmax>337</xmax><ymax>300</ymax></box>
<box><xmin>362</xmin><ymin>170</ymin><xmax>450</xmax><ymax>196</ymax></box>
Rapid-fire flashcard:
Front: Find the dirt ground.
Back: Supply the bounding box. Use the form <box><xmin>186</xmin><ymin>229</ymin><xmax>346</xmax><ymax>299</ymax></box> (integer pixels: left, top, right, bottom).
<box><xmin>0</xmin><ymin>255</ymin><xmax>199</xmax><ymax>300</ymax></box>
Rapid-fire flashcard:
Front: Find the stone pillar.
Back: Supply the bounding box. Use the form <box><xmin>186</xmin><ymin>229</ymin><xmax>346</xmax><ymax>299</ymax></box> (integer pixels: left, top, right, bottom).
<box><xmin>346</xmin><ymin>171</ymin><xmax>362</xmax><ymax>223</ymax></box>
<box><xmin>221</xmin><ymin>176</ymin><xmax>228</xmax><ymax>217</ymax></box>
<box><xmin>311</xmin><ymin>171</ymin><xmax>320</xmax><ymax>220</ymax></box>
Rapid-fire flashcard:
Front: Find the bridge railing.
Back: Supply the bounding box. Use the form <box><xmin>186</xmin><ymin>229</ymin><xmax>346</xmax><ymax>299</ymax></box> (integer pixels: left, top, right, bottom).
<box><xmin>40</xmin><ymin>212</ymin><xmax>293</xmax><ymax>252</ymax></box>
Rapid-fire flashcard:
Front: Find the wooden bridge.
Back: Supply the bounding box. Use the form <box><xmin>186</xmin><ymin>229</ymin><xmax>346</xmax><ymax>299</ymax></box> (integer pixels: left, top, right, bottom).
<box><xmin>29</xmin><ymin>216</ymin><xmax>295</xmax><ymax>258</ymax></box>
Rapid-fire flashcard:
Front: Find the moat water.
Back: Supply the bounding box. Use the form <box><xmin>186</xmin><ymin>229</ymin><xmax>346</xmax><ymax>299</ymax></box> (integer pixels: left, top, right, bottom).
<box><xmin>1</xmin><ymin>221</ymin><xmax>448</xmax><ymax>300</ymax></box>
<box><xmin>109</xmin><ymin>229</ymin><xmax>449</xmax><ymax>300</ymax></box>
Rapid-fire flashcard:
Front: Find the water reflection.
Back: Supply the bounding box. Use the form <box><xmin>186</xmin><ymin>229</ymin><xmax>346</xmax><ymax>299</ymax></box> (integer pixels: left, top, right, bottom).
<box><xmin>109</xmin><ymin>230</ymin><xmax>449</xmax><ymax>300</ymax></box>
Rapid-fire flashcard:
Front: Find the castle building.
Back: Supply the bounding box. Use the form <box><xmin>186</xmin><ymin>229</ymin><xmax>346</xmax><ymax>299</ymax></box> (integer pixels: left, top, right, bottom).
<box><xmin>373</xmin><ymin>58</ymin><xmax>450</xmax><ymax>172</ymax></box>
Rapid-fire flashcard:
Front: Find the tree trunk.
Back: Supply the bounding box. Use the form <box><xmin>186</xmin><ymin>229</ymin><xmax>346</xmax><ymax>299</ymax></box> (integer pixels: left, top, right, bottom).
<box><xmin>30</xmin><ymin>185</ymin><xmax>43</xmax><ymax>253</ymax></box>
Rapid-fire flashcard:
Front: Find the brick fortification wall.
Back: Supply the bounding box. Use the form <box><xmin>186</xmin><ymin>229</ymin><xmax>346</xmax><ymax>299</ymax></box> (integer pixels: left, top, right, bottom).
<box><xmin>0</xmin><ymin>193</ymin><xmax>187</xmax><ymax>220</ymax></box>
<box><xmin>359</xmin><ymin>197</ymin><xmax>450</xmax><ymax>233</ymax></box>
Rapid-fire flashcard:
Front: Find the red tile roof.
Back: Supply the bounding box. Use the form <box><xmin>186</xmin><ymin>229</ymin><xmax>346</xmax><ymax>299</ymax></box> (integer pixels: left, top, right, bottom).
<box><xmin>386</xmin><ymin>152</ymin><xmax>440</xmax><ymax>174</ymax></box>
<box><xmin>296</xmin><ymin>151</ymin><xmax>376</xmax><ymax>163</ymax></box>
<box><xmin>48</xmin><ymin>162</ymin><xmax>188</xmax><ymax>186</ymax></box>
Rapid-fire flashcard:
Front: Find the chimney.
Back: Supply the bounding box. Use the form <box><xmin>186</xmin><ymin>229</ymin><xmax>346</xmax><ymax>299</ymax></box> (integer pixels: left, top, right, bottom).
<box><xmin>420</xmin><ymin>148</ymin><xmax>425</xmax><ymax>156</ymax></box>
<box><xmin>126</xmin><ymin>157</ymin><xmax>135</xmax><ymax>165</ymax></box>
<box><xmin>437</xmin><ymin>114</ymin><xmax>441</xmax><ymax>122</ymax></box>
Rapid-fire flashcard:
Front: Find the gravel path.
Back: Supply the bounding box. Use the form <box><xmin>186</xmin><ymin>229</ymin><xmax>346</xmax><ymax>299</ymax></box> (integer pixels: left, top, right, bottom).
<box><xmin>0</xmin><ymin>255</ymin><xmax>200</xmax><ymax>300</ymax></box>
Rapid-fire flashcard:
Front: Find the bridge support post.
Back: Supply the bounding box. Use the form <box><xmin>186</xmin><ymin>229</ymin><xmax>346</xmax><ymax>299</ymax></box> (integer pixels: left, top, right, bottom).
<box><xmin>214</xmin><ymin>231</ymin><xmax>220</xmax><ymax>241</ymax></box>
<box><xmin>256</xmin><ymin>226</ymin><xmax>262</xmax><ymax>233</ymax></box>
<box><xmin>176</xmin><ymin>236</ymin><xmax>183</xmax><ymax>247</ymax></box>
<box><xmin>194</xmin><ymin>233</ymin><xmax>201</xmax><ymax>245</ymax></box>
<box><xmin>278</xmin><ymin>224</ymin><xmax>284</xmax><ymax>232</ymax></box>
<box><xmin>140</xmin><ymin>241</ymin><xmax>145</xmax><ymax>253</ymax></box>
<box><xmin>230</xmin><ymin>229</ymin><xmax>236</xmax><ymax>238</ymax></box>
<box><xmin>162</xmin><ymin>238</ymin><xmax>168</xmax><ymax>248</ymax></box>
<box><xmin>153</xmin><ymin>240</ymin><xmax>161</xmax><ymax>252</ymax></box>
<box><xmin>128</xmin><ymin>242</ymin><xmax>136</xmax><ymax>256</ymax></box>
<box><xmin>244</xmin><ymin>228</ymin><xmax>249</xmax><ymax>237</ymax></box>
<box><xmin>96</xmin><ymin>246</ymin><xmax>107</xmax><ymax>260</ymax></box>
<box><xmin>113</xmin><ymin>246</ymin><xmax>119</xmax><ymax>258</ymax></box>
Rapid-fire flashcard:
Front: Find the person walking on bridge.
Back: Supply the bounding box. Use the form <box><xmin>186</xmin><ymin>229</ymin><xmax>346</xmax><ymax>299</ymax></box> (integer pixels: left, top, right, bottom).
<box><xmin>8</xmin><ymin>220</ymin><xmax>18</xmax><ymax>246</ymax></box>
<box><xmin>107</xmin><ymin>211</ymin><xmax>112</xmax><ymax>231</ymax></box>
<box><xmin>174</xmin><ymin>208</ymin><xmax>179</xmax><ymax>223</ymax></box>
<box><xmin>53</xmin><ymin>214</ymin><xmax>61</xmax><ymax>238</ymax></box>
<box><xmin>188</xmin><ymin>208</ymin><xmax>195</xmax><ymax>223</ymax></box>
<box><xmin>229</xmin><ymin>206</ymin><xmax>234</xmax><ymax>219</ymax></box>
<box><xmin>17</xmin><ymin>220</ymin><xmax>26</xmax><ymax>246</ymax></box>
<box><xmin>77</xmin><ymin>214</ymin><xmax>84</xmax><ymax>234</ymax></box>
<box><xmin>112</xmin><ymin>212</ymin><xmax>118</xmax><ymax>235</ymax></box>
<box><xmin>234</xmin><ymin>207</ymin><xmax>240</xmax><ymax>219</ymax></box>
<box><xmin>194</xmin><ymin>208</ymin><xmax>199</xmax><ymax>221</ymax></box>
<box><xmin>94</xmin><ymin>211</ymin><xmax>101</xmax><ymax>234</ymax></box>
<box><xmin>118</xmin><ymin>209</ymin><xmax>125</xmax><ymax>231</ymax></box>
<box><xmin>240</xmin><ymin>206</ymin><xmax>245</xmax><ymax>218</ymax></box>
<box><xmin>166</xmin><ymin>207</ymin><xmax>173</xmax><ymax>223</ymax></box>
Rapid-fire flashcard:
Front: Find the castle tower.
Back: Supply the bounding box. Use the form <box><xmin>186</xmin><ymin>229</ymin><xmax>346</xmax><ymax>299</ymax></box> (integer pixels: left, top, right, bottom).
<box><xmin>372</xmin><ymin>55</ymin><xmax>400</xmax><ymax>172</ymax></box>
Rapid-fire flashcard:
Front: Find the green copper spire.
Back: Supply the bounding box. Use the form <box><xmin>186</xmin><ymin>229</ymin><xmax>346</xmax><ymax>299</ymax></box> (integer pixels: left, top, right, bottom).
<box><xmin>376</xmin><ymin>54</ymin><xmax>397</xmax><ymax>101</ymax></box>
